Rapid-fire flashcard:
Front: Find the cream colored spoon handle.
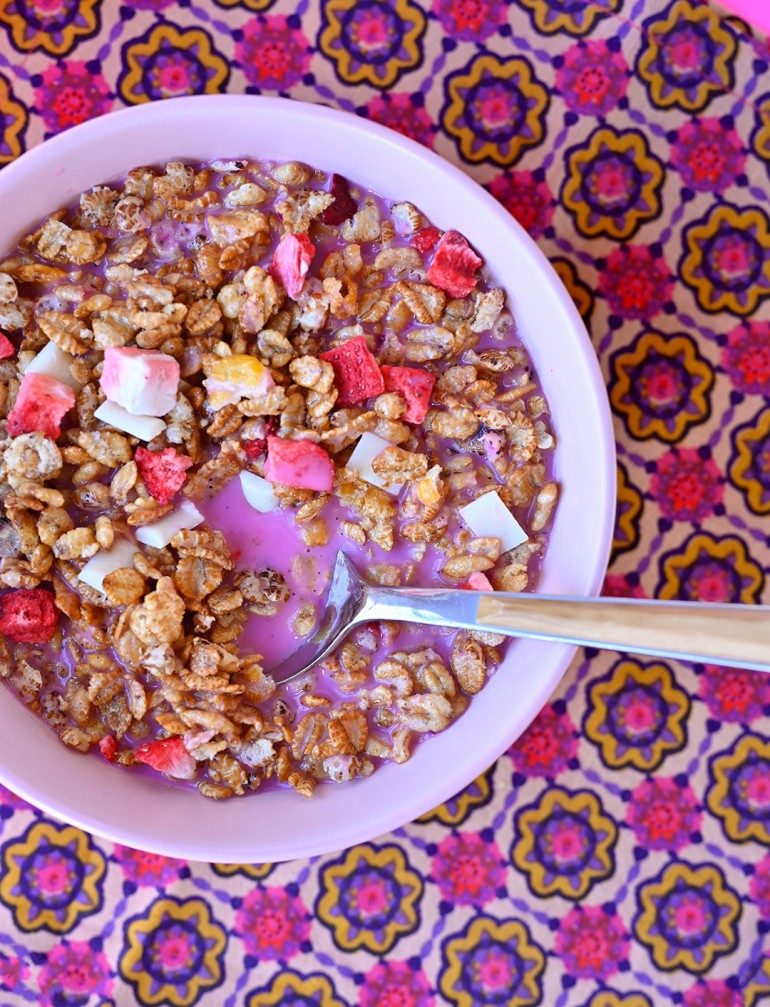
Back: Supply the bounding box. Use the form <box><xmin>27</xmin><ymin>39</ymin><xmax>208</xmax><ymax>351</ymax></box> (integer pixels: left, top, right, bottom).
<box><xmin>476</xmin><ymin>594</ymin><xmax>770</xmax><ymax>671</ymax></box>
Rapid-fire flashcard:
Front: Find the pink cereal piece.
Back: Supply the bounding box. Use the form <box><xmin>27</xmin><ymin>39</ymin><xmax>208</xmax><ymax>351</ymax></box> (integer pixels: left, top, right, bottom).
<box><xmin>463</xmin><ymin>572</ymin><xmax>494</xmax><ymax>591</ymax></box>
<box><xmin>0</xmin><ymin>333</ymin><xmax>15</xmax><ymax>359</ymax></box>
<box><xmin>6</xmin><ymin>372</ymin><xmax>75</xmax><ymax>439</ymax></box>
<box><xmin>426</xmin><ymin>229</ymin><xmax>483</xmax><ymax>298</ymax></box>
<box><xmin>100</xmin><ymin>347</ymin><xmax>180</xmax><ymax>416</ymax></box>
<box><xmin>264</xmin><ymin>435</ymin><xmax>334</xmax><ymax>492</ymax></box>
<box><xmin>270</xmin><ymin>232</ymin><xmax>315</xmax><ymax>299</ymax></box>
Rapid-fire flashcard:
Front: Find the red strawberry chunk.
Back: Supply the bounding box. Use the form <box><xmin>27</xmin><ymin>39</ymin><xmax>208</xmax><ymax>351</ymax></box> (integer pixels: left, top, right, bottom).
<box><xmin>99</xmin><ymin>735</ymin><xmax>117</xmax><ymax>762</ymax></box>
<box><xmin>320</xmin><ymin>335</ymin><xmax>384</xmax><ymax>407</ymax></box>
<box><xmin>134</xmin><ymin>447</ymin><xmax>193</xmax><ymax>506</ymax></box>
<box><xmin>410</xmin><ymin>226</ymin><xmax>441</xmax><ymax>254</ymax></box>
<box><xmin>381</xmin><ymin>365</ymin><xmax>436</xmax><ymax>424</ymax></box>
<box><xmin>6</xmin><ymin>372</ymin><xmax>75</xmax><ymax>440</ymax></box>
<box><xmin>426</xmin><ymin>229</ymin><xmax>483</xmax><ymax>298</ymax></box>
<box><xmin>270</xmin><ymin>232</ymin><xmax>315</xmax><ymax>299</ymax></box>
<box><xmin>322</xmin><ymin>173</ymin><xmax>357</xmax><ymax>225</ymax></box>
<box><xmin>264</xmin><ymin>436</ymin><xmax>334</xmax><ymax>492</ymax></box>
<box><xmin>0</xmin><ymin>333</ymin><xmax>15</xmax><ymax>359</ymax></box>
<box><xmin>461</xmin><ymin>572</ymin><xmax>494</xmax><ymax>591</ymax></box>
<box><xmin>135</xmin><ymin>737</ymin><xmax>197</xmax><ymax>780</ymax></box>
<box><xmin>0</xmin><ymin>588</ymin><xmax>58</xmax><ymax>643</ymax></box>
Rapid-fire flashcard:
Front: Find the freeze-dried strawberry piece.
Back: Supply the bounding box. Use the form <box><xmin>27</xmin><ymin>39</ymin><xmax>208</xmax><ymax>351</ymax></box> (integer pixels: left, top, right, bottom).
<box><xmin>270</xmin><ymin>232</ymin><xmax>315</xmax><ymax>299</ymax></box>
<box><xmin>0</xmin><ymin>588</ymin><xmax>58</xmax><ymax>643</ymax></box>
<box><xmin>462</xmin><ymin>572</ymin><xmax>494</xmax><ymax>591</ymax></box>
<box><xmin>0</xmin><ymin>333</ymin><xmax>15</xmax><ymax>359</ymax></box>
<box><xmin>411</xmin><ymin>226</ymin><xmax>441</xmax><ymax>253</ymax></box>
<box><xmin>320</xmin><ymin>335</ymin><xmax>384</xmax><ymax>407</ymax></box>
<box><xmin>6</xmin><ymin>372</ymin><xmax>75</xmax><ymax>440</ymax></box>
<box><xmin>241</xmin><ymin>417</ymin><xmax>277</xmax><ymax>461</ymax></box>
<box><xmin>99</xmin><ymin>735</ymin><xmax>117</xmax><ymax>762</ymax></box>
<box><xmin>264</xmin><ymin>436</ymin><xmax>335</xmax><ymax>492</ymax></box>
<box><xmin>135</xmin><ymin>737</ymin><xmax>197</xmax><ymax>780</ymax></box>
<box><xmin>135</xmin><ymin>446</ymin><xmax>193</xmax><ymax>506</ymax></box>
<box><xmin>426</xmin><ymin>229</ymin><xmax>483</xmax><ymax>298</ymax></box>
<box><xmin>381</xmin><ymin>365</ymin><xmax>436</xmax><ymax>424</ymax></box>
<box><xmin>322</xmin><ymin>173</ymin><xmax>357</xmax><ymax>225</ymax></box>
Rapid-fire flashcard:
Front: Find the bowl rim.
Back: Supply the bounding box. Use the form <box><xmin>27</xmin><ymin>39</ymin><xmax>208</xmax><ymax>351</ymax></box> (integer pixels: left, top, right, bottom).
<box><xmin>0</xmin><ymin>95</ymin><xmax>616</xmax><ymax>861</ymax></box>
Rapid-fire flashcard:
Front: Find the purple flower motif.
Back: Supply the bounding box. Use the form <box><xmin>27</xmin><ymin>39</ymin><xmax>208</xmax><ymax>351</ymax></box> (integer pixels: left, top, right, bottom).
<box><xmin>557</xmin><ymin>40</ymin><xmax>629</xmax><ymax>116</ymax></box>
<box><xmin>603</xmin><ymin>574</ymin><xmax>647</xmax><ymax>598</ymax></box>
<box><xmin>556</xmin><ymin>906</ymin><xmax>628</xmax><ymax>979</ymax></box>
<box><xmin>126</xmin><ymin>0</ymin><xmax>175</xmax><ymax>8</ymax></box>
<box><xmin>236</xmin><ymin>15</ymin><xmax>311</xmax><ymax>90</ymax></box>
<box><xmin>672</xmin><ymin>118</ymin><xmax>745</xmax><ymax>193</ymax></box>
<box><xmin>509</xmin><ymin>703</ymin><xmax>578</xmax><ymax>777</ymax></box>
<box><xmin>34</xmin><ymin>61</ymin><xmax>111</xmax><ymax>135</ymax></box>
<box><xmin>721</xmin><ymin>321</ymin><xmax>770</xmax><ymax>395</ymax></box>
<box><xmin>430</xmin><ymin>832</ymin><xmax>506</xmax><ymax>906</ymax></box>
<box><xmin>431</xmin><ymin>0</ymin><xmax>507</xmax><ymax>42</ymax></box>
<box><xmin>366</xmin><ymin>93</ymin><xmax>436</xmax><ymax>148</ymax></box>
<box><xmin>38</xmin><ymin>941</ymin><xmax>113</xmax><ymax>1007</ymax></box>
<box><xmin>750</xmin><ymin>855</ymin><xmax>770</xmax><ymax>920</ymax></box>
<box><xmin>235</xmin><ymin>886</ymin><xmax>310</xmax><ymax>960</ymax></box>
<box><xmin>113</xmin><ymin>844</ymin><xmax>186</xmax><ymax>887</ymax></box>
<box><xmin>599</xmin><ymin>245</ymin><xmax>674</xmax><ymax>320</ymax></box>
<box><xmin>650</xmin><ymin>448</ymin><xmax>723</xmax><ymax>522</ymax></box>
<box><xmin>700</xmin><ymin>666</ymin><xmax>770</xmax><ymax>724</ymax></box>
<box><xmin>626</xmin><ymin>777</ymin><xmax>701</xmax><ymax>851</ymax></box>
<box><xmin>488</xmin><ymin>171</ymin><xmax>554</xmax><ymax>239</ymax></box>
<box><xmin>359</xmin><ymin>960</ymin><xmax>434</xmax><ymax>1007</ymax></box>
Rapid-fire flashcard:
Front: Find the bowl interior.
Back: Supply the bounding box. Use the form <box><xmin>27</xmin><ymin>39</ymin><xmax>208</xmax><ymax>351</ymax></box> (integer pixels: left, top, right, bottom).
<box><xmin>0</xmin><ymin>96</ymin><xmax>615</xmax><ymax>862</ymax></box>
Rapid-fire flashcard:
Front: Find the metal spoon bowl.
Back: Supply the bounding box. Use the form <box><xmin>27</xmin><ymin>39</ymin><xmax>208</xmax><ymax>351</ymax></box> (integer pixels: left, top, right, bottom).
<box><xmin>267</xmin><ymin>551</ymin><xmax>770</xmax><ymax>684</ymax></box>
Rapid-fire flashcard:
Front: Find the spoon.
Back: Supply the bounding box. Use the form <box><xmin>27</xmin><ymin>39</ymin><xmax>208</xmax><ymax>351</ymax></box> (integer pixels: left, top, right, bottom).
<box><xmin>268</xmin><ymin>551</ymin><xmax>770</xmax><ymax>684</ymax></box>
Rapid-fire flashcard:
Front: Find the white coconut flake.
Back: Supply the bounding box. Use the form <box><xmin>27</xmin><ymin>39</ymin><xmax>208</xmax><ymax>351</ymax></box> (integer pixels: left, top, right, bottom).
<box><xmin>24</xmin><ymin>341</ymin><xmax>83</xmax><ymax>390</ymax></box>
<box><xmin>240</xmin><ymin>470</ymin><xmax>279</xmax><ymax>513</ymax></box>
<box><xmin>78</xmin><ymin>539</ymin><xmax>138</xmax><ymax>594</ymax></box>
<box><xmin>347</xmin><ymin>432</ymin><xmax>403</xmax><ymax>496</ymax></box>
<box><xmin>459</xmin><ymin>491</ymin><xmax>528</xmax><ymax>553</ymax></box>
<box><xmin>135</xmin><ymin>500</ymin><xmax>204</xmax><ymax>549</ymax></box>
<box><xmin>94</xmin><ymin>401</ymin><xmax>166</xmax><ymax>441</ymax></box>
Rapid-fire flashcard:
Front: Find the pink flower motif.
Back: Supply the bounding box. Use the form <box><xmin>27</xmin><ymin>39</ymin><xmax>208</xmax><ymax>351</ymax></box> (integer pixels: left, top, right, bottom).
<box><xmin>556</xmin><ymin>906</ymin><xmax>629</xmax><ymax>979</ymax></box>
<box><xmin>672</xmin><ymin>119</ymin><xmax>745</xmax><ymax>193</ymax></box>
<box><xmin>626</xmin><ymin>777</ymin><xmax>701</xmax><ymax>850</ymax></box>
<box><xmin>650</xmin><ymin>448</ymin><xmax>723</xmax><ymax>522</ymax></box>
<box><xmin>431</xmin><ymin>0</ymin><xmax>507</xmax><ymax>42</ymax></box>
<box><xmin>0</xmin><ymin>955</ymin><xmax>28</xmax><ymax>991</ymax></box>
<box><xmin>509</xmin><ymin>703</ymin><xmax>578</xmax><ymax>777</ymax></box>
<box><xmin>602</xmin><ymin>574</ymin><xmax>647</xmax><ymax>598</ymax></box>
<box><xmin>359</xmin><ymin>960</ymin><xmax>434</xmax><ymax>1007</ymax></box>
<box><xmin>34</xmin><ymin>61</ymin><xmax>112</xmax><ymax>135</ymax></box>
<box><xmin>683</xmin><ymin>979</ymin><xmax>744</xmax><ymax>1007</ymax></box>
<box><xmin>721</xmin><ymin>322</ymin><xmax>770</xmax><ymax>395</ymax></box>
<box><xmin>113</xmin><ymin>845</ymin><xmax>186</xmax><ymax>887</ymax></box>
<box><xmin>366</xmin><ymin>94</ymin><xmax>436</xmax><ymax>148</ymax></box>
<box><xmin>430</xmin><ymin>832</ymin><xmax>506</xmax><ymax>906</ymax></box>
<box><xmin>750</xmin><ymin>854</ymin><xmax>770</xmax><ymax>919</ymax></box>
<box><xmin>599</xmin><ymin>245</ymin><xmax>674</xmax><ymax>320</ymax></box>
<box><xmin>700</xmin><ymin>665</ymin><xmax>770</xmax><ymax>723</ymax></box>
<box><xmin>489</xmin><ymin>171</ymin><xmax>554</xmax><ymax>239</ymax></box>
<box><xmin>235</xmin><ymin>886</ymin><xmax>310</xmax><ymax>960</ymax></box>
<box><xmin>236</xmin><ymin>16</ymin><xmax>311</xmax><ymax>90</ymax></box>
<box><xmin>557</xmin><ymin>40</ymin><xmax>630</xmax><ymax>116</ymax></box>
<box><xmin>38</xmin><ymin>942</ymin><xmax>113</xmax><ymax>1007</ymax></box>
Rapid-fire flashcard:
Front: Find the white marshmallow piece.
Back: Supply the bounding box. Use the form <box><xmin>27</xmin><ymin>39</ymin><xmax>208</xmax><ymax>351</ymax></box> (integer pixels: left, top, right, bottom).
<box><xmin>100</xmin><ymin>347</ymin><xmax>179</xmax><ymax>416</ymax></box>
<box><xmin>78</xmin><ymin>539</ymin><xmax>138</xmax><ymax>594</ymax></box>
<box><xmin>460</xmin><ymin>491</ymin><xmax>529</xmax><ymax>553</ymax></box>
<box><xmin>135</xmin><ymin>500</ymin><xmax>204</xmax><ymax>549</ymax></box>
<box><xmin>347</xmin><ymin>432</ymin><xmax>403</xmax><ymax>496</ymax></box>
<box><xmin>240</xmin><ymin>470</ymin><xmax>279</xmax><ymax>513</ymax></box>
<box><xmin>24</xmin><ymin>341</ymin><xmax>83</xmax><ymax>390</ymax></box>
<box><xmin>94</xmin><ymin>401</ymin><xmax>166</xmax><ymax>441</ymax></box>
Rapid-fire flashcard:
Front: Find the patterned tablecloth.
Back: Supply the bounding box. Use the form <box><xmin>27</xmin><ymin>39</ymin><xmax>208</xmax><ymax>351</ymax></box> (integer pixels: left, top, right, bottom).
<box><xmin>1</xmin><ymin>0</ymin><xmax>770</xmax><ymax>1004</ymax></box>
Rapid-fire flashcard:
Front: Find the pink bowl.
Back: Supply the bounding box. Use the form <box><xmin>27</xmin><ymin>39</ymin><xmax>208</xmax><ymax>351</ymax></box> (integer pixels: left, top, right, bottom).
<box><xmin>0</xmin><ymin>96</ymin><xmax>615</xmax><ymax>862</ymax></box>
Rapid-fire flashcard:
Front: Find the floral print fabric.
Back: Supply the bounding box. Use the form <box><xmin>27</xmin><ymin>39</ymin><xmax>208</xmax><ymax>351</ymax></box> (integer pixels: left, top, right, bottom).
<box><xmin>1</xmin><ymin>0</ymin><xmax>770</xmax><ymax>1003</ymax></box>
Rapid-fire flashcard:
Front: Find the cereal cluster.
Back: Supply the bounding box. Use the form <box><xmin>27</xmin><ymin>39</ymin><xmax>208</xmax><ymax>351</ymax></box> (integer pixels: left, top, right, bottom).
<box><xmin>0</xmin><ymin>158</ymin><xmax>557</xmax><ymax>798</ymax></box>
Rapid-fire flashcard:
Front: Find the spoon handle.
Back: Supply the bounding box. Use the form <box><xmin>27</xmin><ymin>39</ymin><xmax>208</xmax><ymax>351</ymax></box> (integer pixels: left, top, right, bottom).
<box><xmin>474</xmin><ymin>593</ymin><xmax>770</xmax><ymax>671</ymax></box>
